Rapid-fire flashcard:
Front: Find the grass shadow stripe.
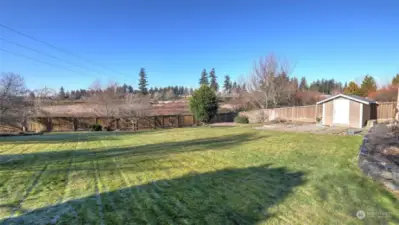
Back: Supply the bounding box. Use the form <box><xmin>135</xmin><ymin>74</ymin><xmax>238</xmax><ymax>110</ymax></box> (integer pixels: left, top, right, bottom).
<box><xmin>6</xmin><ymin>163</ymin><xmax>49</xmax><ymax>219</ymax></box>
<box><xmin>93</xmin><ymin>160</ymin><xmax>105</xmax><ymax>225</ymax></box>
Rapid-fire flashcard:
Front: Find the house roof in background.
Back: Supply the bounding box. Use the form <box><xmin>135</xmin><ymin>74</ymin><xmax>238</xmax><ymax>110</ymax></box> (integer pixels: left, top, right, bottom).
<box><xmin>316</xmin><ymin>94</ymin><xmax>377</xmax><ymax>105</ymax></box>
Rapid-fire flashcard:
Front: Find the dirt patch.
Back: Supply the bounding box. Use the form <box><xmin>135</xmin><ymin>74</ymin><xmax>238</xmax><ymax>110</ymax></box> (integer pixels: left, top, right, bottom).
<box><xmin>209</xmin><ymin>122</ymin><xmax>237</xmax><ymax>127</ymax></box>
<box><xmin>255</xmin><ymin>123</ymin><xmax>368</xmax><ymax>135</ymax></box>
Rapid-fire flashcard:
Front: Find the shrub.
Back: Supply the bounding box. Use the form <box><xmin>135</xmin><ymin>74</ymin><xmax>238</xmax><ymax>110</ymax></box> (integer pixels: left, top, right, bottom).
<box><xmin>90</xmin><ymin>124</ymin><xmax>102</xmax><ymax>131</ymax></box>
<box><xmin>316</xmin><ymin>117</ymin><xmax>322</xmax><ymax>123</ymax></box>
<box><xmin>189</xmin><ymin>85</ymin><xmax>218</xmax><ymax>124</ymax></box>
<box><xmin>103</xmin><ymin>126</ymin><xmax>113</xmax><ymax>131</ymax></box>
<box><xmin>234</xmin><ymin>116</ymin><xmax>249</xmax><ymax>124</ymax></box>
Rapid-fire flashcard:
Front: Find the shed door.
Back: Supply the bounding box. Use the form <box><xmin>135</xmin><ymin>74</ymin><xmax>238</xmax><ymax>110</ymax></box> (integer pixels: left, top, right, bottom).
<box><xmin>333</xmin><ymin>98</ymin><xmax>350</xmax><ymax>124</ymax></box>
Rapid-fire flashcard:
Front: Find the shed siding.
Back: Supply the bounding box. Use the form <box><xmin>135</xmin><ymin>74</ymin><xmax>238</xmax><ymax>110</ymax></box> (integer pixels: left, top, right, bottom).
<box><xmin>362</xmin><ymin>104</ymin><xmax>371</xmax><ymax>127</ymax></box>
<box><xmin>349</xmin><ymin>101</ymin><xmax>361</xmax><ymax>128</ymax></box>
<box><xmin>324</xmin><ymin>101</ymin><xmax>333</xmax><ymax>126</ymax></box>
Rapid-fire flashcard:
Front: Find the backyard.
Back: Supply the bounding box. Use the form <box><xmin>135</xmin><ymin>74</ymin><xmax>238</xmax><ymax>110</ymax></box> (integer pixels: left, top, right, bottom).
<box><xmin>0</xmin><ymin>127</ymin><xmax>397</xmax><ymax>224</ymax></box>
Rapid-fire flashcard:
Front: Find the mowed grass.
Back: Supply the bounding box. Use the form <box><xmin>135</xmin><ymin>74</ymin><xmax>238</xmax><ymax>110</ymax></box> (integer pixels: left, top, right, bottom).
<box><xmin>0</xmin><ymin>127</ymin><xmax>397</xmax><ymax>225</ymax></box>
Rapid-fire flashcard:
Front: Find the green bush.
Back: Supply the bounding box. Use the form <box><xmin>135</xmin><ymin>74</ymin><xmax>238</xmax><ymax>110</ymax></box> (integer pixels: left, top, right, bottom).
<box><xmin>234</xmin><ymin>116</ymin><xmax>249</xmax><ymax>124</ymax></box>
<box><xmin>189</xmin><ymin>85</ymin><xmax>218</xmax><ymax>124</ymax></box>
<box><xmin>90</xmin><ymin>124</ymin><xmax>102</xmax><ymax>131</ymax></box>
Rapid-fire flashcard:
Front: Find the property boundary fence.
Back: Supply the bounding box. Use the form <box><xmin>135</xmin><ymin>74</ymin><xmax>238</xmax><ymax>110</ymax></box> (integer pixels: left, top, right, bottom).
<box><xmin>0</xmin><ymin>112</ymin><xmax>237</xmax><ymax>132</ymax></box>
<box><xmin>240</xmin><ymin>102</ymin><xmax>397</xmax><ymax>123</ymax></box>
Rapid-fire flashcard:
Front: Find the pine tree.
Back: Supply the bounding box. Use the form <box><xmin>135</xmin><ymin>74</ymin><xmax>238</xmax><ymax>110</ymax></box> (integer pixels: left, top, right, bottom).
<box><xmin>299</xmin><ymin>77</ymin><xmax>308</xmax><ymax>90</ymax></box>
<box><xmin>184</xmin><ymin>87</ymin><xmax>189</xmax><ymax>96</ymax></box>
<box><xmin>344</xmin><ymin>81</ymin><xmax>361</xmax><ymax>95</ymax></box>
<box><xmin>232</xmin><ymin>81</ymin><xmax>237</xmax><ymax>89</ymax></box>
<box><xmin>392</xmin><ymin>74</ymin><xmax>399</xmax><ymax>85</ymax></box>
<box><xmin>179</xmin><ymin>86</ymin><xmax>184</xmax><ymax>96</ymax></box>
<box><xmin>360</xmin><ymin>75</ymin><xmax>377</xmax><ymax>97</ymax></box>
<box><xmin>59</xmin><ymin>87</ymin><xmax>65</xmax><ymax>99</ymax></box>
<box><xmin>128</xmin><ymin>85</ymin><xmax>134</xmax><ymax>93</ymax></box>
<box><xmin>122</xmin><ymin>84</ymin><xmax>128</xmax><ymax>93</ymax></box>
<box><xmin>138</xmin><ymin>68</ymin><xmax>148</xmax><ymax>95</ymax></box>
<box><xmin>199</xmin><ymin>69</ymin><xmax>209</xmax><ymax>85</ymax></box>
<box><xmin>189</xmin><ymin>85</ymin><xmax>218</xmax><ymax>123</ymax></box>
<box><xmin>209</xmin><ymin>68</ymin><xmax>218</xmax><ymax>91</ymax></box>
<box><xmin>223</xmin><ymin>75</ymin><xmax>232</xmax><ymax>93</ymax></box>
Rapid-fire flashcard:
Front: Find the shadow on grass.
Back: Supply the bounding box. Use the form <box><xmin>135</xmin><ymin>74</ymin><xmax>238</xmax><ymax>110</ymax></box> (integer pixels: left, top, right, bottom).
<box><xmin>0</xmin><ymin>133</ymin><xmax>263</xmax><ymax>173</ymax></box>
<box><xmin>0</xmin><ymin>164</ymin><xmax>305</xmax><ymax>225</ymax></box>
<box><xmin>315</xmin><ymin>173</ymin><xmax>399</xmax><ymax>224</ymax></box>
<box><xmin>0</xmin><ymin>131</ymin><xmax>140</xmax><ymax>144</ymax></box>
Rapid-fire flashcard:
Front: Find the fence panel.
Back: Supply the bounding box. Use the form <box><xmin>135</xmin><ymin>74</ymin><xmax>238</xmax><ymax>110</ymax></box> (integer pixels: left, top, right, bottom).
<box><xmin>377</xmin><ymin>102</ymin><xmax>396</xmax><ymax>120</ymax></box>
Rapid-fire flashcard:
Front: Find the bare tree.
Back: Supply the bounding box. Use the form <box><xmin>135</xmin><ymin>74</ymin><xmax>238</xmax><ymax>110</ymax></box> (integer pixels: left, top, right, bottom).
<box><xmin>245</xmin><ymin>54</ymin><xmax>291</xmax><ymax>109</ymax></box>
<box><xmin>88</xmin><ymin>82</ymin><xmax>121</xmax><ymax>119</ymax></box>
<box><xmin>87</xmin><ymin>80</ymin><xmax>150</xmax><ymax>130</ymax></box>
<box><xmin>120</xmin><ymin>93</ymin><xmax>151</xmax><ymax>130</ymax></box>
<box><xmin>0</xmin><ymin>73</ymin><xmax>26</xmax><ymax>116</ymax></box>
<box><xmin>0</xmin><ymin>73</ymin><xmax>31</xmax><ymax>131</ymax></box>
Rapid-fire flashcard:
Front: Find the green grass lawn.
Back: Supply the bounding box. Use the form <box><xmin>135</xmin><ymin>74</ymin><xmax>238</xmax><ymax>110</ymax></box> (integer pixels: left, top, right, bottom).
<box><xmin>0</xmin><ymin>127</ymin><xmax>397</xmax><ymax>224</ymax></box>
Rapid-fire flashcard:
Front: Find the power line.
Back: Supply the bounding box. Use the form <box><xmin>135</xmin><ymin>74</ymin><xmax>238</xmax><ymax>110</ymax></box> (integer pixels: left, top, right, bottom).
<box><xmin>0</xmin><ymin>23</ymin><xmax>127</xmax><ymax>76</ymax></box>
<box><xmin>0</xmin><ymin>37</ymin><xmax>103</xmax><ymax>75</ymax></box>
<box><xmin>0</xmin><ymin>47</ymin><xmax>92</xmax><ymax>76</ymax></box>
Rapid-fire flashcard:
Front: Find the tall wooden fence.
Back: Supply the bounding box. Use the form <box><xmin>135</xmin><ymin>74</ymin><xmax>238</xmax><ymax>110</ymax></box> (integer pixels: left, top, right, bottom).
<box><xmin>22</xmin><ymin>112</ymin><xmax>237</xmax><ymax>132</ymax></box>
<box><xmin>376</xmin><ymin>102</ymin><xmax>396</xmax><ymax>121</ymax></box>
<box><xmin>240</xmin><ymin>102</ymin><xmax>397</xmax><ymax>123</ymax></box>
<box><xmin>240</xmin><ymin>105</ymin><xmax>322</xmax><ymax>123</ymax></box>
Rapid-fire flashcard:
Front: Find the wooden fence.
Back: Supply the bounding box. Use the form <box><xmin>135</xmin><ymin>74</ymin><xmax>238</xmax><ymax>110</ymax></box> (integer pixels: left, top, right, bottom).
<box><xmin>240</xmin><ymin>102</ymin><xmax>397</xmax><ymax>123</ymax></box>
<box><xmin>240</xmin><ymin>105</ymin><xmax>322</xmax><ymax>123</ymax></box>
<box><xmin>376</xmin><ymin>102</ymin><xmax>396</xmax><ymax>121</ymax></box>
<box><xmin>22</xmin><ymin>112</ymin><xmax>237</xmax><ymax>132</ymax></box>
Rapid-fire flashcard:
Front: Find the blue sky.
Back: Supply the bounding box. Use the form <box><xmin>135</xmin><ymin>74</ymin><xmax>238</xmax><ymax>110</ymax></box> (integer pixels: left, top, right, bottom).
<box><xmin>0</xmin><ymin>0</ymin><xmax>398</xmax><ymax>91</ymax></box>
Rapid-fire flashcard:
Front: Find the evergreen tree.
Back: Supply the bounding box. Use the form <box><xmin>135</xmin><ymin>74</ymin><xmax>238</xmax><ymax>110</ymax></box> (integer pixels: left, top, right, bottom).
<box><xmin>299</xmin><ymin>77</ymin><xmax>308</xmax><ymax>90</ymax></box>
<box><xmin>179</xmin><ymin>86</ymin><xmax>184</xmax><ymax>96</ymax></box>
<box><xmin>199</xmin><ymin>69</ymin><xmax>209</xmax><ymax>85</ymax></box>
<box><xmin>122</xmin><ymin>84</ymin><xmax>128</xmax><ymax>93</ymax></box>
<box><xmin>392</xmin><ymin>74</ymin><xmax>399</xmax><ymax>85</ymax></box>
<box><xmin>128</xmin><ymin>85</ymin><xmax>134</xmax><ymax>93</ymax></box>
<box><xmin>223</xmin><ymin>75</ymin><xmax>232</xmax><ymax>93</ymax></box>
<box><xmin>209</xmin><ymin>68</ymin><xmax>218</xmax><ymax>91</ymax></box>
<box><xmin>59</xmin><ymin>87</ymin><xmax>65</xmax><ymax>99</ymax></box>
<box><xmin>232</xmin><ymin>81</ymin><xmax>237</xmax><ymax>89</ymax></box>
<box><xmin>70</xmin><ymin>90</ymin><xmax>76</xmax><ymax>99</ymax></box>
<box><xmin>360</xmin><ymin>75</ymin><xmax>377</xmax><ymax>96</ymax></box>
<box><xmin>184</xmin><ymin>87</ymin><xmax>189</xmax><ymax>96</ymax></box>
<box><xmin>344</xmin><ymin>81</ymin><xmax>361</xmax><ymax>95</ymax></box>
<box><xmin>138</xmin><ymin>68</ymin><xmax>148</xmax><ymax>95</ymax></box>
<box><xmin>189</xmin><ymin>85</ymin><xmax>218</xmax><ymax>124</ymax></box>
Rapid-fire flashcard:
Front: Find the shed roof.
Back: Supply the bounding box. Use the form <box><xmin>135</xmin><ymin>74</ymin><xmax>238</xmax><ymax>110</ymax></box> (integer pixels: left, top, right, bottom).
<box><xmin>316</xmin><ymin>94</ymin><xmax>377</xmax><ymax>105</ymax></box>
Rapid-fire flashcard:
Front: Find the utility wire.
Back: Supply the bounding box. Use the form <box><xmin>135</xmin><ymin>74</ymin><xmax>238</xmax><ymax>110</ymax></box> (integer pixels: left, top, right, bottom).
<box><xmin>0</xmin><ymin>37</ymin><xmax>103</xmax><ymax>75</ymax></box>
<box><xmin>0</xmin><ymin>23</ymin><xmax>127</xmax><ymax>76</ymax></box>
<box><xmin>0</xmin><ymin>47</ymin><xmax>91</xmax><ymax>76</ymax></box>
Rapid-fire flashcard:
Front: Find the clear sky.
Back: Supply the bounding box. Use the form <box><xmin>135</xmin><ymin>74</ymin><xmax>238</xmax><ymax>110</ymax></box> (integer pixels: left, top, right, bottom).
<box><xmin>0</xmin><ymin>0</ymin><xmax>398</xmax><ymax>91</ymax></box>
